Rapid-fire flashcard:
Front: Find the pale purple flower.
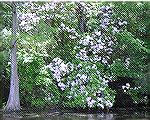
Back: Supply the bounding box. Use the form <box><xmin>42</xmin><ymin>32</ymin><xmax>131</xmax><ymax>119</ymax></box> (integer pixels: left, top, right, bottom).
<box><xmin>80</xmin><ymin>85</ymin><xmax>85</xmax><ymax>93</ymax></box>
<box><xmin>118</xmin><ymin>21</ymin><xmax>123</xmax><ymax>26</ymax></box>
<box><xmin>97</xmin><ymin>97</ymin><xmax>103</xmax><ymax>102</ymax></box>
<box><xmin>60</xmin><ymin>62</ymin><xmax>68</xmax><ymax>72</ymax></box>
<box><xmin>86</xmin><ymin>97</ymin><xmax>92</xmax><ymax>102</ymax></box>
<box><xmin>60</xmin><ymin>23</ymin><xmax>65</xmax><ymax>28</ymax></box>
<box><xmin>20</xmin><ymin>20</ymin><xmax>27</xmax><ymax>26</ymax></box>
<box><xmin>112</xmin><ymin>27</ymin><xmax>120</xmax><ymax>34</ymax></box>
<box><xmin>87</xmin><ymin>99</ymin><xmax>96</xmax><ymax>108</ymax></box>
<box><xmin>95</xmin><ymin>31</ymin><xmax>101</xmax><ymax>36</ymax></box>
<box><xmin>92</xmin><ymin>64</ymin><xmax>97</xmax><ymax>69</ymax></box>
<box><xmin>58</xmin><ymin>82</ymin><xmax>66</xmax><ymax>91</ymax></box>
<box><xmin>125</xmin><ymin>58</ymin><xmax>130</xmax><ymax>67</ymax></box>
<box><xmin>102</xmin><ymin>58</ymin><xmax>108</xmax><ymax>64</ymax></box>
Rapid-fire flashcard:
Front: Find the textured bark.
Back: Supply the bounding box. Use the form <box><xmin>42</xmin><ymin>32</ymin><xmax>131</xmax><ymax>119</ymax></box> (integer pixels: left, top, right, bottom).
<box><xmin>76</xmin><ymin>3</ymin><xmax>87</xmax><ymax>33</ymax></box>
<box><xmin>4</xmin><ymin>2</ymin><xmax>20</xmax><ymax>112</ymax></box>
<box><xmin>0</xmin><ymin>78</ymin><xmax>2</xmax><ymax>108</ymax></box>
<box><xmin>147</xmin><ymin>62</ymin><xmax>150</xmax><ymax>106</ymax></box>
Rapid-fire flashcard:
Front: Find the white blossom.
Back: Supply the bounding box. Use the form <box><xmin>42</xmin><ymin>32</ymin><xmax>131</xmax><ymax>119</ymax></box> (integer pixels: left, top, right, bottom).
<box><xmin>92</xmin><ymin>64</ymin><xmax>97</xmax><ymax>69</ymax></box>
<box><xmin>87</xmin><ymin>99</ymin><xmax>96</xmax><ymax>108</ymax></box>
<box><xmin>112</xmin><ymin>27</ymin><xmax>119</xmax><ymax>34</ymax></box>
<box><xmin>97</xmin><ymin>97</ymin><xmax>103</xmax><ymax>102</ymax></box>
<box><xmin>58</xmin><ymin>82</ymin><xmax>66</xmax><ymax>91</ymax></box>
<box><xmin>126</xmin><ymin>83</ymin><xmax>130</xmax><ymax>89</ymax></box>
<box><xmin>67</xmin><ymin>96</ymin><xmax>72</xmax><ymax>99</ymax></box>
<box><xmin>118</xmin><ymin>21</ymin><xmax>123</xmax><ymax>26</ymax></box>
<box><xmin>123</xmin><ymin>21</ymin><xmax>127</xmax><ymax>25</ymax></box>
<box><xmin>122</xmin><ymin>85</ymin><xmax>126</xmax><ymax>90</ymax></box>
<box><xmin>86</xmin><ymin>97</ymin><xmax>92</xmax><ymax>102</ymax></box>
<box><xmin>60</xmin><ymin>62</ymin><xmax>68</xmax><ymax>73</ymax></box>
<box><xmin>80</xmin><ymin>85</ymin><xmax>85</xmax><ymax>93</ymax></box>
<box><xmin>80</xmin><ymin>74</ymin><xmax>88</xmax><ymax>80</ymax></box>
<box><xmin>60</xmin><ymin>23</ymin><xmax>65</xmax><ymax>28</ymax></box>
<box><xmin>97</xmin><ymin>103</ymin><xmax>104</xmax><ymax>109</ymax></box>
<box><xmin>71</xmin><ymin>81</ymin><xmax>76</xmax><ymax>86</ymax></box>
<box><xmin>1</xmin><ymin>28</ymin><xmax>11</xmax><ymax>37</ymax></box>
<box><xmin>105</xmin><ymin>101</ymin><xmax>113</xmax><ymax>107</ymax></box>
<box><xmin>95</xmin><ymin>31</ymin><xmax>101</xmax><ymax>36</ymax></box>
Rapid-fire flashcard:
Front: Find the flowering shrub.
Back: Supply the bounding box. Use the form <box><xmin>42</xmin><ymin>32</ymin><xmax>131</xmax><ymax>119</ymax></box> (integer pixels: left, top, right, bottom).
<box><xmin>47</xmin><ymin>58</ymin><xmax>116</xmax><ymax>109</ymax></box>
<box><xmin>121</xmin><ymin>83</ymin><xmax>148</xmax><ymax>105</ymax></box>
<box><xmin>64</xmin><ymin>60</ymin><xmax>116</xmax><ymax>109</ymax></box>
<box><xmin>46</xmin><ymin>5</ymin><xmax>143</xmax><ymax>109</ymax></box>
<box><xmin>47</xmin><ymin>57</ymin><xmax>73</xmax><ymax>91</ymax></box>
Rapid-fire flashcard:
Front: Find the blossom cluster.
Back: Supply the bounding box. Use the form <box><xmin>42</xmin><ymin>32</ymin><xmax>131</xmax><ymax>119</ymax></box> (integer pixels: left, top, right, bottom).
<box><xmin>65</xmin><ymin>61</ymin><xmax>115</xmax><ymax>109</ymax></box>
<box><xmin>20</xmin><ymin>2</ymin><xmax>56</xmax><ymax>12</ymax></box>
<box><xmin>77</xmin><ymin>34</ymin><xmax>115</xmax><ymax>65</ymax></box>
<box><xmin>38</xmin><ymin>4</ymin><xmax>126</xmax><ymax>109</ymax></box>
<box><xmin>47</xmin><ymin>57</ymin><xmax>73</xmax><ymax>91</ymax></box>
<box><xmin>76</xmin><ymin>5</ymin><xmax>128</xmax><ymax>66</ymax></box>
<box><xmin>18</xmin><ymin>12</ymin><xmax>40</xmax><ymax>32</ymax></box>
<box><xmin>1</xmin><ymin>28</ymin><xmax>11</xmax><ymax>37</ymax></box>
<box><xmin>47</xmin><ymin>57</ymin><xmax>115</xmax><ymax>109</ymax></box>
<box><xmin>59</xmin><ymin>23</ymin><xmax>79</xmax><ymax>39</ymax></box>
<box><xmin>18</xmin><ymin>2</ymin><xmax>57</xmax><ymax>32</ymax></box>
<box><xmin>86</xmin><ymin>96</ymin><xmax>113</xmax><ymax>108</ymax></box>
<box><xmin>112</xmin><ymin>18</ymin><xmax>127</xmax><ymax>34</ymax></box>
<box><xmin>100</xmin><ymin>6</ymin><xmax>112</xmax><ymax>29</ymax></box>
<box><xmin>122</xmin><ymin>83</ymin><xmax>130</xmax><ymax>92</ymax></box>
<box><xmin>99</xmin><ymin>5</ymin><xmax>127</xmax><ymax>33</ymax></box>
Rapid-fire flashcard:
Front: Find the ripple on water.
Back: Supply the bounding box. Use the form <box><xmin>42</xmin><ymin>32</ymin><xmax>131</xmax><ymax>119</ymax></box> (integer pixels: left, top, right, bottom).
<box><xmin>0</xmin><ymin>110</ymin><xmax>150</xmax><ymax>120</ymax></box>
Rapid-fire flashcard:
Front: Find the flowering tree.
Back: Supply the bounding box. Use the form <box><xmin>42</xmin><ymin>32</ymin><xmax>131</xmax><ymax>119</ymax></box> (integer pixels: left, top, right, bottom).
<box><xmin>47</xmin><ymin>3</ymin><xmax>148</xmax><ymax>108</ymax></box>
<box><xmin>47</xmin><ymin>57</ymin><xmax>116</xmax><ymax>109</ymax></box>
<box><xmin>46</xmin><ymin>5</ymin><xmax>117</xmax><ymax>109</ymax></box>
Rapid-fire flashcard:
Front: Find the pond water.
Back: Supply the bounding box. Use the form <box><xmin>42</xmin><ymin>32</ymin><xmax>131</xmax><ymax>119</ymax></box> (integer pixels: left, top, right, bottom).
<box><xmin>0</xmin><ymin>109</ymin><xmax>150</xmax><ymax>120</ymax></box>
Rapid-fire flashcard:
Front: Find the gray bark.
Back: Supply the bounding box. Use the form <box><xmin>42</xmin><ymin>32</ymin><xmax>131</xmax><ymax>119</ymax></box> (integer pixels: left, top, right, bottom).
<box><xmin>147</xmin><ymin>62</ymin><xmax>150</xmax><ymax>93</ymax></box>
<box><xmin>76</xmin><ymin>3</ymin><xmax>87</xmax><ymax>33</ymax></box>
<box><xmin>4</xmin><ymin>2</ymin><xmax>20</xmax><ymax>112</ymax></box>
<box><xmin>0</xmin><ymin>78</ymin><xmax>2</xmax><ymax>108</ymax></box>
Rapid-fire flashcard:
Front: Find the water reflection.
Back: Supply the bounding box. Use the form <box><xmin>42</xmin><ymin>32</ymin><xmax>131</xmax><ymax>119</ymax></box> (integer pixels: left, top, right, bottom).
<box><xmin>86</xmin><ymin>113</ymin><xmax>114</xmax><ymax>120</ymax></box>
<box><xmin>1</xmin><ymin>110</ymin><xmax>150</xmax><ymax>120</ymax></box>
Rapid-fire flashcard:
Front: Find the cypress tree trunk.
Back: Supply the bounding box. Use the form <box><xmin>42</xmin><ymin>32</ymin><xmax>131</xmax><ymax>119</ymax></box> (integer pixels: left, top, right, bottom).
<box><xmin>0</xmin><ymin>78</ymin><xmax>2</xmax><ymax>109</ymax></box>
<box><xmin>4</xmin><ymin>2</ymin><xmax>20</xmax><ymax>112</ymax></box>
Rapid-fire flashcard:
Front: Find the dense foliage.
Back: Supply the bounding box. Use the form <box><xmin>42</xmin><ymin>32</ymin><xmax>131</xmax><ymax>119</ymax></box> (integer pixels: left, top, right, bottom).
<box><xmin>1</xmin><ymin>2</ymin><xmax>149</xmax><ymax>110</ymax></box>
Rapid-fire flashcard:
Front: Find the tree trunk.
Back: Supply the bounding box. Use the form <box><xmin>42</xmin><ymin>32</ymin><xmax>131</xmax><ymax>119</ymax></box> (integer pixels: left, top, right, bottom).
<box><xmin>76</xmin><ymin>2</ymin><xmax>87</xmax><ymax>33</ymax></box>
<box><xmin>0</xmin><ymin>77</ymin><xmax>2</xmax><ymax>109</ymax></box>
<box><xmin>147</xmin><ymin>61</ymin><xmax>150</xmax><ymax>106</ymax></box>
<box><xmin>4</xmin><ymin>2</ymin><xmax>20</xmax><ymax>112</ymax></box>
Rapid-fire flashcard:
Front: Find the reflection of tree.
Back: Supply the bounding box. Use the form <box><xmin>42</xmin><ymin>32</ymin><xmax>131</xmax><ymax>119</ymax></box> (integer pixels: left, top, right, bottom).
<box><xmin>87</xmin><ymin>114</ymin><xmax>95</xmax><ymax>120</ymax></box>
<box><xmin>87</xmin><ymin>114</ymin><xmax>114</xmax><ymax>120</ymax></box>
<box><xmin>3</xmin><ymin>117</ymin><xmax>21</xmax><ymax>120</ymax></box>
<box><xmin>105</xmin><ymin>114</ymin><xmax>114</xmax><ymax>120</ymax></box>
<box><xmin>3</xmin><ymin>113</ymin><xmax>21</xmax><ymax>120</ymax></box>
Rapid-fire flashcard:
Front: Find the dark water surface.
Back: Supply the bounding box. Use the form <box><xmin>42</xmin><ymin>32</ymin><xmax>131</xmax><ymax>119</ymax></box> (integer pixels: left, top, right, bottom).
<box><xmin>0</xmin><ymin>109</ymin><xmax>150</xmax><ymax>120</ymax></box>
